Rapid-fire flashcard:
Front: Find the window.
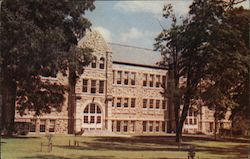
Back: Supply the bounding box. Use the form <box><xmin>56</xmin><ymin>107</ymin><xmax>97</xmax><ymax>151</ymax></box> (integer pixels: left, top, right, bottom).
<box><xmin>90</xmin><ymin>103</ymin><xmax>95</xmax><ymax>113</ymax></box>
<box><xmin>123</xmin><ymin>121</ymin><xmax>128</xmax><ymax>132</ymax></box>
<box><xmin>40</xmin><ymin>120</ymin><xmax>46</xmax><ymax>132</ymax></box>
<box><xmin>49</xmin><ymin>120</ymin><xmax>55</xmax><ymax>132</ymax></box>
<box><xmin>131</xmin><ymin>121</ymin><xmax>135</xmax><ymax>132</ymax></box>
<box><xmin>156</xmin><ymin>75</ymin><xmax>160</xmax><ymax>87</ymax></box>
<box><xmin>117</xmin><ymin>98</ymin><xmax>122</xmax><ymax>107</ymax></box>
<box><xmin>143</xmin><ymin>121</ymin><xmax>147</xmax><ymax>132</ymax></box>
<box><xmin>149</xmin><ymin>121</ymin><xmax>153</xmax><ymax>132</ymax></box>
<box><xmin>117</xmin><ymin>71</ymin><xmax>122</xmax><ymax>84</ymax></box>
<box><xmin>97</xmin><ymin>106</ymin><xmax>101</xmax><ymax>113</ymax></box>
<box><xmin>117</xmin><ymin>121</ymin><xmax>121</xmax><ymax>132</ymax></box>
<box><xmin>194</xmin><ymin>118</ymin><xmax>197</xmax><ymax>125</ymax></box>
<box><xmin>84</xmin><ymin>105</ymin><xmax>89</xmax><ymax>113</ymax></box>
<box><xmin>112</xmin><ymin>70</ymin><xmax>115</xmax><ymax>84</ymax></box>
<box><xmin>90</xmin><ymin>116</ymin><xmax>95</xmax><ymax>123</ymax></box>
<box><xmin>99</xmin><ymin>57</ymin><xmax>105</xmax><ymax>69</ymax></box>
<box><xmin>91</xmin><ymin>56</ymin><xmax>97</xmax><ymax>68</ymax></box>
<box><xmin>30</xmin><ymin>119</ymin><xmax>36</xmax><ymax>132</ymax></box>
<box><xmin>185</xmin><ymin>119</ymin><xmax>188</xmax><ymax>125</ymax></box>
<box><xmin>149</xmin><ymin>74</ymin><xmax>154</xmax><ymax>87</ymax></box>
<box><xmin>112</xmin><ymin>97</ymin><xmax>115</xmax><ymax>107</ymax></box>
<box><xmin>124</xmin><ymin>98</ymin><xmax>129</xmax><ymax>108</ymax></box>
<box><xmin>84</xmin><ymin>116</ymin><xmax>88</xmax><ymax>123</ymax></box>
<box><xmin>97</xmin><ymin>116</ymin><xmax>101</xmax><ymax>123</ymax></box>
<box><xmin>162</xmin><ymin>100</ymin><xmax>166</xmax><ymax>109</ymax></box>
<box><xmin>82</xmin><ymin>79</ymin><xmax>88</xmax><ymax>92</ymax></box>
<box><xmin>143</xmin><ymin>99</ymin><xmax>147</xmax><ymax>108</ymax></box>
<box><xmin>91</xmin><ymin>80</ymin><xmax>96</xmax><ymax>94</ymax></box>
<box><xmin>143</xmin><ymin>74</ymin><xmax>147</xmax><ymax>86</ymax></box>
<box><xmin>131</xmin><ymin>72</ymin><xmax>136</xmax><ymax>85</ymax></box>
<box><xmin>194</xmin><ymin>111</ymin><xmax>197</xmax><ymax>117</ymax></box>
<box><xmin>99</xmin><ymin>80</ymin><xmax>105</xmax><ymax>94</ymax></box>
<box><xmin>124</xmin><ymin>72</ymin><xmax>129</xmax><ymax>85</ymax></box>
<box><xmin>155</xmin><ymin>122</ymin><xmax>159</xmax><ymax>132</ymax></box>
<box><xmin>131</xmin><ymin>98</ymin><xmax>136</xmax><ymax>108</ymax></box>
<box><xmin>189</xmin><ymin>118</ymin><xmax>193</xmax><ymax>125</ymax></box>
<box><xmin>112</xmin><ymin>121</ymin><xmax>114</xmax><ymax>132</ymax></box>
<box><xmin>149</xmin><ymin>99</ymin><xmax>154</xmax><ymax>109</ymax></box>
<box><xmin>162</xmin><ymin>76</ymin><xmax>166</xmax><ymax>88</ymax></box>
<box><xmin>156</xmin><ymin>100</ymin><xmax>160</xmax><ymax>109</ymax></box>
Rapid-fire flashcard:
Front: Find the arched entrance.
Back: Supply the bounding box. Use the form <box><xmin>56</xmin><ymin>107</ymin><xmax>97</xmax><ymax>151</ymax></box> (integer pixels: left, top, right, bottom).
<box><xmin>82</xmin><ymin>103</ymin><xmax>102</xmax><ymax>130</ymax></box>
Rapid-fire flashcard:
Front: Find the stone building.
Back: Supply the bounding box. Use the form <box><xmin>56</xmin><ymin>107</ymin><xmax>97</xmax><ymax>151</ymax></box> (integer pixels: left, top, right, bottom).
<box><xmin>14</xmin><ymin>30</ymin><xmax>231</xmax><ymax>135</ymax></box>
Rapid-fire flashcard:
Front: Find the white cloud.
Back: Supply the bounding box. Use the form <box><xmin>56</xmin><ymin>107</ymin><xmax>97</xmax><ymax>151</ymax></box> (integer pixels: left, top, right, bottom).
<box><xmin>120</xmin><ymin>27</ymin><xmax>144</xmax><ymax>42</ymax></box>
<box><xmin>93</xmin><ymin>26</ymin><xmax>112</xmax><ymax>42</ymax></box>
<box><xmin>114</xmin><ymin>1</ymin><xmax>192</xmax><ymax>16</ymax></box>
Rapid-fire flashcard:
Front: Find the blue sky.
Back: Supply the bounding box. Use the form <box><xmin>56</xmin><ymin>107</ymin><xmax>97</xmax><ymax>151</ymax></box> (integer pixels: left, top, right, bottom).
<box><xmin>86</xmin><ymin>0</ymin><xmax>249</xmax><ymax>49</ymax></box>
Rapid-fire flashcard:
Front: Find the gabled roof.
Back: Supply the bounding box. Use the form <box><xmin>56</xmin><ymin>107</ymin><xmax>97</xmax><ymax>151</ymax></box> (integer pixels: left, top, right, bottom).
<box><xmin>109</xmin><ymin>43</ymin><xmax>162</xmax><ymax>68</ymax></box>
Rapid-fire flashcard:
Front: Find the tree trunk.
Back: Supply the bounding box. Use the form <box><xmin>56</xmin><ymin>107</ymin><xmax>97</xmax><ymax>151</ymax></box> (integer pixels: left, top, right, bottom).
<box><xmin>1</xmin><ymin>82</ymin><xmax>17</xmax><ymax>136</ymax></box>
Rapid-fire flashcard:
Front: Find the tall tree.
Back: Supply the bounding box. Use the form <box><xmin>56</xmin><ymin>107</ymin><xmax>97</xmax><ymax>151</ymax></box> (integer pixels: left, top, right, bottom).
<box><xmin>0</xmin><ymin>0</ymin><xmax>95</xmax><ymax>135</ymax></box>
<box><xmin>155</xmin><ymin>0</ymin><xmax>249</xmax><ymax>142</ymax></box>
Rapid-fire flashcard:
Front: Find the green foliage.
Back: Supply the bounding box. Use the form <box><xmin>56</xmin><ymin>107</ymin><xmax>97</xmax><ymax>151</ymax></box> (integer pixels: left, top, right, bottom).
<box><xmin>0</xmin><ymin>0</ymin><xmax>95</xmax><ymax>123</ymax></box>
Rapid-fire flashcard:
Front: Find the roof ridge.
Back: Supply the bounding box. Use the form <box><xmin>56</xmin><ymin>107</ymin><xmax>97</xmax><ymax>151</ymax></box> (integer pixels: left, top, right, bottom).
<box><xmin>108</xmin><ymin>42</ymin><xmax>154</xmax><ymax>51</ymax></box>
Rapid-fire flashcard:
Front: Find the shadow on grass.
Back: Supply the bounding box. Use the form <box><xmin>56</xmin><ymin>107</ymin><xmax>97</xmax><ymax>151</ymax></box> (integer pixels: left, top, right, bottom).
<box><xmin>1</xmin><ymin>135</ymin><xmax>40</xmax><ymax>139</ymax></box>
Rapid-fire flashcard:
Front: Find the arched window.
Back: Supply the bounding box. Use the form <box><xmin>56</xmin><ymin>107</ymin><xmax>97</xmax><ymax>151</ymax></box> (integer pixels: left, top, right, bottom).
<box><xmin>99</xmin><ymin>57</ymin><xmax>105</xmax><ymax>69</ymax></box>
<box><xmin>91</xmin><ymin>56</ymin><xmax>97</xmax><ymax>68</ymax></box>
<box><xmin>83</xmin><ymin>103</ymin><xmax>102</xmax><ymax>127</ymax></box>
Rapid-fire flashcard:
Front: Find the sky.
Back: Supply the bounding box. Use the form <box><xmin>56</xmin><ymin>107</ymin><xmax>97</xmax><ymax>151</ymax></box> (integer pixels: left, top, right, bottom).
<box><xmin>86</xmin><ymin>0</ymin><xmax>250</xmax><ymax>49</ymax></box>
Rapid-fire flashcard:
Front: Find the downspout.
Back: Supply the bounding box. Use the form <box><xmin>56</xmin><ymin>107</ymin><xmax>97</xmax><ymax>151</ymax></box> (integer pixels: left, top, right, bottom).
<box><xmin>105</xmin><ymin>51</ymin><xmax>109</xmax><ymax>129</ymax></box>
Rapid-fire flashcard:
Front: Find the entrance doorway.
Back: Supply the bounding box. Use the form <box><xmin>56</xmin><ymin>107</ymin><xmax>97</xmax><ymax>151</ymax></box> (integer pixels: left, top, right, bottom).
<box><xmin>83</xmin><ymin>103</ymin><xmax>102</xmax><ymax>130</ymax></box>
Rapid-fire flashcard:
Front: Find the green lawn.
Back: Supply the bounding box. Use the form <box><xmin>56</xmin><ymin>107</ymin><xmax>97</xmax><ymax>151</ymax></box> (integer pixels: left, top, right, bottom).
<box><xmin>1</xmin><ymin>134</ymin><xmax>249</xmax><ymax>159</ymax></box>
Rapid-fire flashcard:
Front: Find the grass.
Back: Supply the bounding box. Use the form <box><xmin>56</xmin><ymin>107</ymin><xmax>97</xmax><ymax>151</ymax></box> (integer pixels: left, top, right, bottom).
<box><xmin>1</xmin><ymin>134</ymin><xmax>249</xmax><ymax>159</ymax></box>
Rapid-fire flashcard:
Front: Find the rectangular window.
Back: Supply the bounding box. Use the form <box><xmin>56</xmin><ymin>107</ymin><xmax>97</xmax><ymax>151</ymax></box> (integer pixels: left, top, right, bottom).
<box><xmin>131</xmin><ymin>72</ymin><xmax>136</xmax><ymax>85</ymax></box>
<box><xmin>40</xmin><ymin>120</ymin><xmax>46</xmax><ymax>133</ymax></box>
<box><xmin>99</xmin><ymin>80</ymin><xmax>105</xmax><ymax>94</ymax></box>
<box><xmin>90</xmin><ymin>116</ymin><xmax>95</xmax><ymax>123</ymax></box>
<box><xmin>82</xmin><ymin>79</ymin><xmax>88</xmax><ymax>92</ymax></box>
<box><xmin>149</xmin><ymin>121</ymin><xmax>153</xmax><ymax>132</ymax></box>
<box><xmin>155</xmin><ymin>121</ymin><xmax>160</xmax><ymax>132</ymax></box>
<box><xmin>124</xmin><ymin>98</ymin><xmax>129</xmax><ymax>108</ymax></box>
<box><xmin>117</xmin><ymin>98</ymin><xmax>122</xmax><ymax>107</ymax></box>
<box><xmin>162</xmin><ymin>76</ymin><xmax>166</xmax><ymax>88</ymax></box>
<box><xmin>149</xmin><ymin>99</ymin><xmax>154</xmax><ymax>109</ymax></box>
<box><xmin>189</xmin><ymin>118</ymin><xmax>193</xmax><ymax>125</ymax></box>
<box><xmin>156</xmin><ymin>75</ymin><xmax>160</xmax><ymax>88</ymax></box>
<box><xmin>156</xmin><ymin>100</ymin><xmax>160</xmax><ymax>109</ymax></box>
<box><xmin>143</xmin><ymin>99</ymin><xmax>147</xmax><ymax>108</ymax></box>
<box><xmin>194</xmin><ymin>118</ymin><xmax>197</xmax><ymax>125</ymax></box>
<box><xmin>189</xmin><ymin>110</ymin><xmax>193</xmax><ymax>116</ymax></box>
<box><xmin>149</xmin><ymin>74</ymin><xmax>154</xmax><ymax>87</ymax></box>
<box><xmin>124</xmin><ymin>72</ymin><xmax>129</xmax><ymax>85</ymax></box>
<box><xmin>131</xmin><ymin>121</ymin><xmax>135</xmax><ymax>132</ymax></box>
<box><xmin>185</xmin><ymin>119</ymin><xmax>188</xmax><ymax>125</ymax></box>
<box><xmin>131</xmin><ymin>98</ymin><xmax>136</xmax><ymax>108</ymax></box>
<box><xmin>30</xmin><ymin>119</ymin><xmax>36</xmax><ymax>132</ymax></box>
<box><xmin>97</xmin><ymin>116</ymin><xmax>101</xmax><ymax>123</ymax></box>
<box><xmin>117</xmin><ymin>121</ymin><xmax>121</xmax><ymax>132</ymax></box>
<box><xmin>91</xmin><ymin>80</ymin><xmax>96</xmax><ymax>94</ymax></box>
<box><xmin>123</xmin><ymin>121</ymin><xmax>128</xmax><ymax>132</ymax></box>
<box><xmin>143</xmin><ymin>74</ymin><xmax>147</xmax><ymax>86</ymax></box>
<box><xmin>112</xmin><ymin>121</ymin><xmax>114</xmax><ymax>132</ymax></box>
<box><xmin>112</xmin><ymin>97</ymin><xmax>115</xmax><ymax>107</ymax></box>
<box><xmin>112</xmin><ymin>70</ymin><xmax>115</xmax><ymax>84</ymax></box>
<box><xmin>49</xmin><ymin>120</ymin><xmax>55</xmax><ymax>132</ymax></box>
<box><xmin>117</xmin><ymin>71</ymin><xmax>122</xmax><ymax>84</ymax></box>
<box><xmin>84</xmin><ymin>116</ymin><xmax>88</xmax><ymax>123</ymax></box>
<box><xmin>209</xmin><ymin>122</ymin><xmax>213</xmax><ymax>132</ymax></box>
<box><xmin>162</xmin><ymin>100</ymin><xmax>166</xmax><ymax>109</ymax></box>
<box><xmin>143</xmin><ymin>121</ymin><xmax>147</xmax><ymax>132</ymax></box>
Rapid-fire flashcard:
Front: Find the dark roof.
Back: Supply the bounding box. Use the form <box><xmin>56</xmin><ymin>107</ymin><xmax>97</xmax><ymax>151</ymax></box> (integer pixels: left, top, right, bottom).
<box><xmin>108</xmin><ymin>43</ymin><xmax>163</xmax><ymax>68</ymax></box>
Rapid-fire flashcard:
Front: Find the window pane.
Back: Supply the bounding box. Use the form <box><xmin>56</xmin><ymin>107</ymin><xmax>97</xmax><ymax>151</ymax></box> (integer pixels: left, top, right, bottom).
<box><xmin>84</xmin><ymin>105</ymin><xmax>89</xmax><ymax>113</ymax></box>
<box><xmin>143</xmin><ymin>121</ymin><xmax>147</xmax><ymax>132</ymax></box>
<box><xmin>40</xmin><ymin>120</ymin><xmax>46</xmax><ymax>132</ymax></box>
<box><xmin>84</xmin><ymin>116</ymin><xmax>88</xmax><ymax>123</ymax></box>
<box><xmin>131</xmin><ymin>72</ymin><xmax>136</xmax><ymax>85</ymax></box>
<box><xmin>30</xmin><ymin>119</ymin><xmax>36</xmax><ymax>132</ymax></box>
<box><xmin>97</xmin><ymin>106</ymin><xmax>101</xmax><ymax>114</ymax></box>
<box><xmin>91</xmin><ymin>80</ymin><xmax>96</xmax><ymax>94</ymax></box>
<box><xmin>124</xmin><ymin>98</ymin><xmax>129</xmax><ymax>107</ymax></box>
<box><xmin>131</xmin><ymin>98</ymin><xmax>136</xmax><ymax>108</ymax></box>
<box><xmin>117</xmin><ymin>121</ymin><xmax>121</xmax><ymax>132</ymax></box>
<box><xmin>143</xmin><ymin>74</ymin><xmax>147</xmax><ymax>86</ymax></box>
<box><xmin>97</xmin><ymin>116</ymin><xmax>101</xmax><ymax>123</ymax></box>
<box><xmin>82</xmin><ymin>79</ymin><xmax>88</xmax><ymax>92</ymax></box>
<box><xmin>100</xmin><ymin>57</ymin><xmax>105</xmax><ymax>69</ymax></box>
<box><xmin>49</xmin><ymin>120</ymin><xmax>55</xmax><ymax>132</ymax></box>
<box><xmin>91</xmin><ymin>56</ymin><xmax>97</xmax><ymax>68</ymax></box>
<box><xmin>156</xmin><ymin>75</ymin><xmax>160</xmax><ymax>87</ymax></box>
<box><xmin>123</xmin><ymin>121</ymin><xmax>128</xmax><ymax>132</ymax></box>
<box><xmin>117</xmin><ymin>98</ymin><xmax>122</xmax><ymax>107</ymax></box>
<box><xmin>90</xmin><ymin>116</ymin><xmax>95</xmax><ymax>123</ymax></box>
<box><xmin>90</xmin><ymin>104</ymin><xmax>95</xmax><ymax>113</ymax></box>
<box><xmin>99</xmin><ymin>80</ymin><xmax>105</xmax><ymax>94</ymax></box>
<box><xmin>117</xmin><ymin>71</ymin><xmax>122</xmax><ymax>84</ymax></box>
<box><xmin>149</xmin><ymin>99</ymin><xmax>154</xmax><ymax>108</ymax></box>
<box><xmin>124</xmin><ymin>72</ymin><xmax>129</xmax><ymax>85</ymax></box>
<box><xmin>150</xmin><ymin>75</ymin><xmax>154</xmax><ymax>87</ymax></box>
<box><xmin>156</xmin><ymin>100</ymin><xmax>160</xmax><ymax>109</ymax></box>
<box><xmin>162</xmin><ymin>100</ymin><xmax>166</xmax><ymax>109</ymax></box>
<box><xmin>143</xmin><ymin>99</ymin><xmax>147</xmax><ymax>108</ymax></box>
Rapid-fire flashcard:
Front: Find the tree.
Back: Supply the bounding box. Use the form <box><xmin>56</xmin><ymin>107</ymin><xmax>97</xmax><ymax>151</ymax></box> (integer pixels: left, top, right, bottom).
<box><xmin>0</xmin><ymin>0</ymin><xmax>95</xmax><ymax>135</ymax></box>
<box><xmin>155</xmin><ymin>0</ymin><xmax>249</xmax><ymax>142</ymax></box>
